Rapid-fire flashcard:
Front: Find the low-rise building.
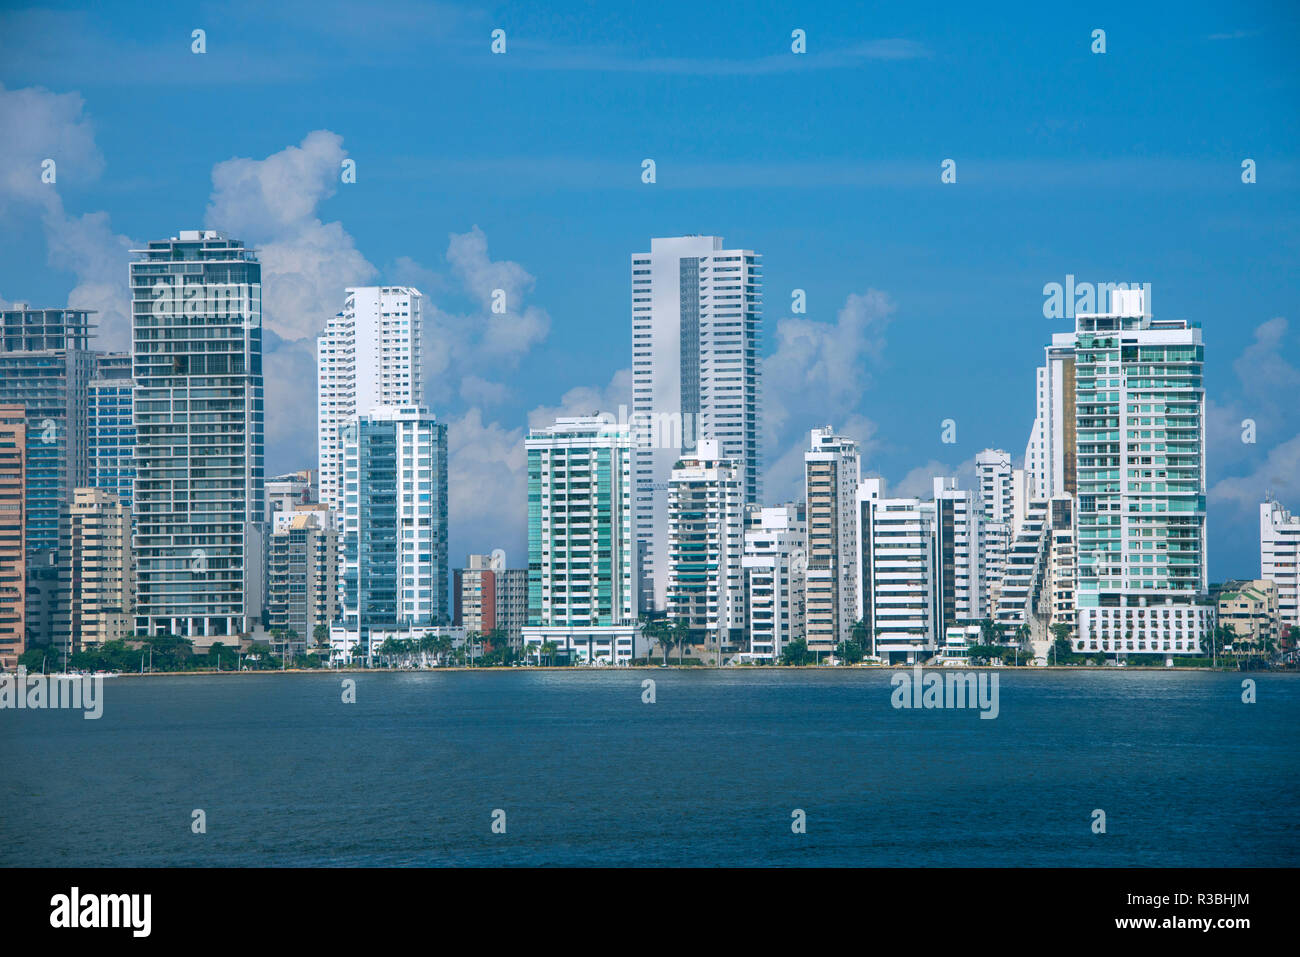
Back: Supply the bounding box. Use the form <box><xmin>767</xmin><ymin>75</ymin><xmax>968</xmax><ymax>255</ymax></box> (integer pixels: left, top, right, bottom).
<box><xmin>1214</xmin><ymin>579</ymin><xmax>1279</xmax><ymax>649</ymax></box>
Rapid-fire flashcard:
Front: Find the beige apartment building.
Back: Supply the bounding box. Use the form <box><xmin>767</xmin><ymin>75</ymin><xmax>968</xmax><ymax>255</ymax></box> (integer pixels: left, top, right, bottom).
<box><xmin>55</xmin><ymin>487</ymin><xmax>133</xmax><ymax>656</ymax></box>
<box><xmin>0</xmin><ymin>406</ymin><xmax>25</xmax><ymax>669</ymax></box>
<box><xmin>1215</xmin><ymin>579</ymin><xmax>1279</xmax><ymax>648</ymax></box>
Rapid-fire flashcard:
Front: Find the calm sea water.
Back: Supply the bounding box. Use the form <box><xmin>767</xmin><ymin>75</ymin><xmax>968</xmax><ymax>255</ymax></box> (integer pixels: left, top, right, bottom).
<box><xmin>1</xmin><ymin>669</ymin><xmax>1296</xmax><ymax>867</ymax></box>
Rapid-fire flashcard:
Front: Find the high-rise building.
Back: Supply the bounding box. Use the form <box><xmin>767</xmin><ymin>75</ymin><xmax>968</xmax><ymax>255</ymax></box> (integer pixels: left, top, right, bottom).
<box><xmin>522</xmin><ymin>416</ymin><xmax>640</xmax><ymax>664</ymax></box>
<box><xmin>743</xmin><ymin>503</ymin><xmax>806</xmax><ymax>662</ymax></box>
<box><xmin>87</xmin><ymin>352</ymin><xmax>135</xmax><ymax>508</ymax></box>
<box><xmin>1045</xmin><ymin>495</ymin><xmax>1077</xmax><ymax>637</ymax></box>
<box><xmin>55</xmin><ymin>488</ymin><xmax>133</xmax><ymax>657</ymax></box>
<box><xmin>0</xmin><ymin>407</ymin><xmax>26</xmax><ymax>669</ymax></box>
<box><xmin>266</xmin><ymin>505</ymin><xmax>339</xmax><ymax>650</ymax></box>
<box><xmin>933</xmin><ymin>476</ymin><xmax>984</xmax><ymax>624</ymax></box>
<box><xmin>631</xmin><ymin>236</ymin><xmax>762</xmax><ymax>613</ymax></box>
<box><xmin>266</xmin><ymin>469</ymin><xmax>317</xmax><ymax>523</ymax></box>
<box><xmin>996</xmin><ymin>493</ymin><xmax>1076</xmax><ymax>660</ymax></box>
<box><xmin>975</xmin><ymin>448</ymin><xmax>1013</xmax><ymax>615</ymax></box>
<box><xmin>1072</xmin><ymin>289</ymin><xmax>1210</xmax><ymax>657</ymax></box>
<box><xmin>666</xmin><ymin>440</ymin><xmax>747</xmax><ymax>658</ymax></box>
<box><xmin>857</xmin><ymin>478</ymin><xmax>940</xmax><ymax>664</ymax></box>
<box><xmin>1024</xmin><ymin>332</ymin><xmax>1077</xmax><ymax>500</ymax></box>
<box><xmin>454</xmin><ymin>552</ymin><xmax>528</xmax><ymax>643</ymax></box>
<box><xmin>0</xmin><ymin>305</ymin><xmax>95</xmax><ymax>556</ymax></box>
<box><xmin>130</xmin><ymin>230</ymin><xmax>265</xmax><ymax>642</ymax></box>
<box><xmin>804</xmin><ymin>426</ymin><xmax>860</xmax><ymax>654</ymax></box>
<box><xmin>336</xmin><ymin>406</ymin><xmax>448</xmax><ymax>657</ymax></box>
<box><xmin>317</xmin><ymin>287</ymin><xmax>424</xmax><ymax>510</ymax></box>
<box><xmin>0</xmin><ymin>305</ymin><xmax>96</xmax><ymax>649</ymax></box>
<box><xmin>1260</xmin><ymin>497</ymin><xmax>1300</xmax><ymax>634</ymax></box>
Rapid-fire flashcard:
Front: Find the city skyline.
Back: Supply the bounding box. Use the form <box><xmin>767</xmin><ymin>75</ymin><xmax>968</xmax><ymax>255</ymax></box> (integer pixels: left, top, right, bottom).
<box><xmin>1</xmin><ymin>2</ymin><xmax>1298</xmax><ymax>586</ymax></box>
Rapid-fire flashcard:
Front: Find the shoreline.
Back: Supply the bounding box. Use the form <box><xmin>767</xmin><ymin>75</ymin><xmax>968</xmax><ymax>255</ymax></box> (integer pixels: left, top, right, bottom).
<box><xmin>11</xmin><ymin>663</ymin><xmax>1289</xmax><ymax>677</ymax></box>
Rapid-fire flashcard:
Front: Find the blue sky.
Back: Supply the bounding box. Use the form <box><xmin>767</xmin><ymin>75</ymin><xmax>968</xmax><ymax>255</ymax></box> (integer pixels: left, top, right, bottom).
<box><xmin>1</xmin><ymin>0</ymin><xmax>1297</xmax><ymax>581</ymax></box>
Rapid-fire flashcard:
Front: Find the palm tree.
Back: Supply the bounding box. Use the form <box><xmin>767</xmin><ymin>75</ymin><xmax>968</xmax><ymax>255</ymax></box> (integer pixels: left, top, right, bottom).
<box><xmin>671</xmin><ymin>619</ymin><xmax>690</xmax><ymax>666</ymax></box>
<box><xmin>641</xmin><ymin>616</ymin><xmax>672</xmax><ymax>665</ymax></box>
<box><xmin>1014</xmin><ymin>623</ymin><xmax>1032</xmax><ymax>666</ymax></box>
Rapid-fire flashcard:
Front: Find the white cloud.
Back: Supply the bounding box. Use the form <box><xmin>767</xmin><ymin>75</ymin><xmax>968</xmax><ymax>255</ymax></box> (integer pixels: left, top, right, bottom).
<box><xmin>262</xmin><ymin>335</ymin><xmax>319</xmax><ymax>470</ymax></box>
<box><xmin>1209</xmin><ymin>317</ymin><xmax>1300</xmax><ymax>516</ymax></box>
<box><xmin>459</xmin><ymin>374</ymin><xmax>511</xmax><ymax>407</ymax></box>
<box><xmin>446</xmin><ymin>407</ymin><xmax>528</xmax><ymax>559</ymax></box>
<box><xmin>763</xmin><ymin>290</ymin><xmax>893</xmax><ymax>447</ymax></box>
<box><xmin>1210</xmin><ymin>434</ymin><xmax>1300</xmax><ymax>513</ymax></box>
<box><xmin>763</xmin><ymin>413</ymin><xmax>881</xmax><ymax>505</ymax></box>
<box><xmin>760</xmin><ymin>291</ymin><xmax>893</xmax><ymax>502</ymax></box>
<box><xmin>0</xmin><ymin>84</ymin><xmax>134</xmax><ymax>349</ymax></box>
<box><xmin>889</xmin><ymin>456</ymin><xmax>979</xmax><ymax>500</ymax></box>
<box><xmin>1207</xmin><ymin>317</ymin><xmax>1299</xmax><ymax>486</ymax></box>
<box><xmin>205</xmin><ymin>130</ymin><xmax>376</xmax><ymax>342</ymax></box>
<box><xmin>527</xmin><ymin>368</ymin><xmax>632</xmax><ymax>430</ymax></box>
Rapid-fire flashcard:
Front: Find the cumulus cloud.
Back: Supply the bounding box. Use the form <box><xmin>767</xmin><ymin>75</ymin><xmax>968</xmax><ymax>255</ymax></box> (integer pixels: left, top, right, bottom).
<box><xmin>205</xmin><ymin>130</ymin><xmax>376</xmax><ymax>342</ymax></box>
<box><xmin>760</xmin><ymin>291</ymin><xmax>893</xmax><ymax>502</ymax></box>
<box><xmin>1209</xmin><ymin>317</ymin><xmax>1300</xmax><ymax>514</ymax></box>
<box><xmin>764</xmin><ymin>413</ymin><xmax>881</xmax><ymax>505</ymax></box>
<box><xmin>446</xmin><ymin>408</ymin><xmax>529</xmax><ymax>561</ymax></box>
<box><xmin>763</xmin><ymin>289</ymin><xmax>893</xmax><ymax>446</ymax></box>
<box><xmin>889</xmin><ymin>456</ymin><xmax>980</xmax><ymax>500</ymax></box>
<box><xmin>262</xmin><ymin>333</ymin><xmax>319</xmax><ymax>471</ymax></box>
<box><xmin>0</xmin><ymin>84</ymin><xmax>134</xmax><ymax>349</ymax></box>
<box><xmin>459</xmin><ymin>374</ymin><xmax>511</xmax><ymax>407</ymax></box>
<box><xmin>405</xmin><ymin>227</ymin><xmax>552</xmax><ymax>402</ymax></box>
<box><xmin>527</xmin><ymin>368</ymin><xmax>633</xmax><ymax>430</ymax></box>
<box><xmin>1210</xmin><ymin>434</ymin><xmax>1300</xmax><ymax>513</ymax></box>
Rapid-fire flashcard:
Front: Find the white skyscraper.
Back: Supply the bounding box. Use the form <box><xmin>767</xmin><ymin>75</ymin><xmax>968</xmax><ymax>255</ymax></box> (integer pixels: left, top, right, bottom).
<box><xmin>522</xmin><ymin>416</ymin><xmax>640</xmax><ymax>664</ymax></box>
<box><xmin>334</xmin><ymin>405</ymin><xmax>448</xmax><ymax>662</ymax></box>
<box><xmin>743</xmin><ymin>503</ymin><xmax>806</xmax><ymax>662</ymax></box>
<box><xmin>933</xmin><ymin>476</ymin><xmax>984</xmax><ymax>623</ymax></box>
<box><xmin>1072</xmin><ymin>289</ymin><xmax>1210</xmax><ymax>657</ymax></box>
<box><xmin>666</xmin><ymin>439</ymin><xmax>747</xmax><ymax>659</ymax></box>
<box><xmin>976</xmin><ymin>448</ymin><xmax>1013</xmax><ymax>615</ymax></box>
<box><xmin>857</xmin><ymin>477</ymin><xmax>939</xmax><ymax>664</ymax></box>
<box><xmin>1261</xmin><ymin>497</ymin><xmax>1300</xmax><ymax>634</ymax></box>
<box><xmin>1024</xmin><ymin>332</ymin><xmax>1077</xmax><ymax>501</ymax></box>
<box><xmin>804</xmin><ymin>426</ymin><xmax>861</xmax><ymax>654</ymax></box>
<box><xmin>317</xmin><ymin>286</ymin><xmax>424</xmax><ymax>510</ymax></box>
<box><xmin>631</xmin><ymin>236</ymin><xmax>762</xmax><ymax>613</ymax></box>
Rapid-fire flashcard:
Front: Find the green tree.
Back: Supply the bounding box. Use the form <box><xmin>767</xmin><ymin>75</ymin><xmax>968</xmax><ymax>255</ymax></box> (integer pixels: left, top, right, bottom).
<box><xmin>640</xmin><ymin>616</ymin><xmax>672</xmax><ymax>665</ymax></box>
<box><xmin>979</xmin><ymin>616</ymin><xmax>1000</xmax><ymax>647</ymax></box>
<box><xmin>670</xmin><ymin>619</ymin><xmax>691</xmax><ymax>665</ymax></box>
<box><xmin>1049</xmin><ymin>623</ymin><xmax>1076</xmax><ymax>665</ymax></box>
<box><xmin>781</xmin><ymin>637</ymin><xmax>810</xmax><ymax>666</ymax></box>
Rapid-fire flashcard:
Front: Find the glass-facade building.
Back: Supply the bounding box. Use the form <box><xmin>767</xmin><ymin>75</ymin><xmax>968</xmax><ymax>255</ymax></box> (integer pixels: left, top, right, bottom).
<box><xmin>525</xmin><ymin>416</ymin><xmax>636</xmax><ymax>627</ymax></box>
<box><xmin>88</xmin><ymin>352</ymin><xmax>135</xmax><ymax>507</ymax></box>
<box><xmin>339</xmin><ymin>406</ymin><xmax>448</xmax><ymax>653</ymax></box>
<box><xmin>0</xmin><ymin>306</ymin><xmax>95</xmax><ymax>648</ymax></box>
<box><xmin>130</xmin><ymin>230</ymin><xmax>265</xmax><ymax>639</ymax></box>
<box><xmin>0</xmin><ymin>306</ymin><xmax>94</xmax><ymax>556</ymax></box>
<box><xmin>1072</xmin><ymin>289</ymin><xmax>1210</xmax><ymax>655</ymax></box>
